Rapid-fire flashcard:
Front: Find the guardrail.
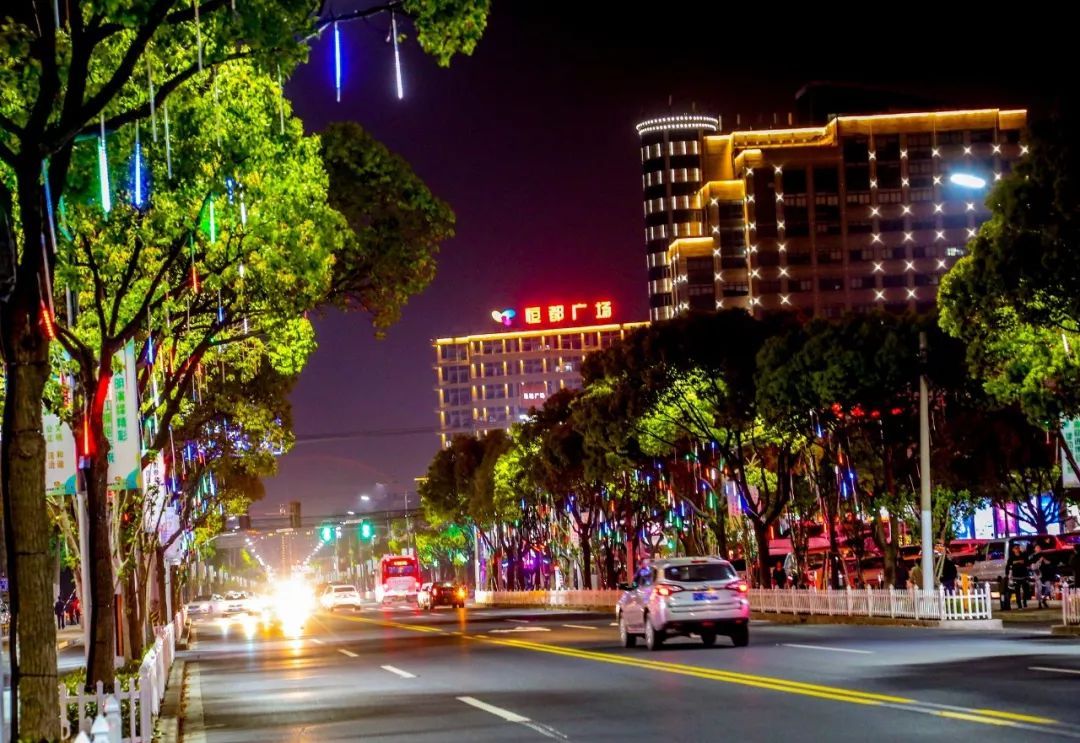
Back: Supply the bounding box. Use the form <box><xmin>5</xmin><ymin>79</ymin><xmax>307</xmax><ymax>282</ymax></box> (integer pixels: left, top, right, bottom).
<box><xmin>1064</xmin><ymin>585</ymin><xmax>1080</xmax><ymax>626</ymax></box>
<box><xmin>60</xmin><ymin>609</ymin><xmax>186</xmax><ymax>742</ymax></box>
<box><xmin>475</xmin><ymin>584</ymin><xmax>994</xmax><ymax>622</ymax></box>
<box><xmin>749</xmin><ymin>584</ymin><xmax>994</xmax><ymax>621</ymax></box>
<box><xmin>475</xmin><ymin>590</ymin><xmax>620</xmax><ymax>608</ymax></box>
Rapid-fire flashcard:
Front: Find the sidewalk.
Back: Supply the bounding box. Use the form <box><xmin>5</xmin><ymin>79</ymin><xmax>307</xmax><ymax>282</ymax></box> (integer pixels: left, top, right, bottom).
<box><xmin>1</xmin><ymin>624</ymin><xmax>84</xmax><ymax>649</ymax></box>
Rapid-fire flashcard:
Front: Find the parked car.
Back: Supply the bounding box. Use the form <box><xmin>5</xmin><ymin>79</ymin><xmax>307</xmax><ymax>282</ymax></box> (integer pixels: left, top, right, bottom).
<box><xmin>616</xmin><ymin>557</ymin><xmax>750</xmax><ymax>650</ymax></box>
<box><xmin>418</xmin><ymin>582</ymin><xmax>467</xmax><ymax>610</ymax></box>
<box><xmin>186</xmin><ymin>594</ymin><xmax>223</xmax><ymax>617</ymax></box>
<box><xmin>963</xmin><ymin>535</ymin><xmax>1071</xmax><ymax>585</ymax></box>
<box><xmin>320</xmin><ymin>584</ymin><xmax>363</xmax><ymax>611</ymax></box>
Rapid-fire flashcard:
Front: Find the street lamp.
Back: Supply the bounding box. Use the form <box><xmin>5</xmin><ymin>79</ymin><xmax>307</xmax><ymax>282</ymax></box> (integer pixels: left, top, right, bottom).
<box><xmin>360</xmin><ymin>494</ymin><xmax>371</xmax><ymax>502</ymax></box>
<box><xmin>948</xmin><ymin>172</ymin><xmax>987</xmax><ymax>189</ymax></box>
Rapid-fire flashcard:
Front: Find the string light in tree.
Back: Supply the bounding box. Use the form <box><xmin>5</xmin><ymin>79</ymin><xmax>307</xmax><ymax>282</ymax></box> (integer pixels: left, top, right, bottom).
<box><xmin>334</xmin><ymin>21</ymin><xmax>343</xmax><ymax>102</ymax></box>
<box><xmin>131</xmin><ymin>121</ymin><xmax>147</xmax><ymax>209</ymax></box>
<box><xmin>97</xmin><ymin>114</ymin><xmax>111</xmax><ymax>213</ymax></box>
<box><xmin>163</xmin><ymin>101</ymin><xmax>173</xmax><ymax>178</ymax></box>
<box><xmin>391</xmin><ymin>11</ymin><xmax>404</xmax><ymax>100</ymax></box>
<box><xmin>193</xmin><ymin>0</ymin><xmax>203</xmax><ymax>72</ymax></box>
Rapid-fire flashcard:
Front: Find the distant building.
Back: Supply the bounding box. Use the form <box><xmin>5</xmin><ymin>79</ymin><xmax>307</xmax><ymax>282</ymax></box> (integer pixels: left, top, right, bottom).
<box><xmin>433</xmin><ymin>299</ymin><xmax>646</xmax><ymax>445</ymax></box>
<box><xmin>635</xmin><ymin>114</ymin><xmax>719</xmax><ymax>322</ymax></box>
<box><xmin>639</xmin><ymin>107</ymin><xmax>1026</xmax><ymax>318</ymax></box>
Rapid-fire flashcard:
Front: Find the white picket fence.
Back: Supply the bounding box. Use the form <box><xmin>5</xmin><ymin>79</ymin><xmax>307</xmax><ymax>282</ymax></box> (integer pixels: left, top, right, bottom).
<box><xmin>475</xmin><ymin>590</ymin><xmax>620</xmax><ymax>608</ymax></box>
<box><xmin>1064</xmin><ymin>585</ymin><xmax>1080</xmax><ymax>626</ymax></box>
<box><xmin>749</xmin><ymin>584</ymin><xmax>994</xmax><ymax>621</ymax></box>
<box><xmin>60</xmin><ymin>610</ymin><xmax>185</xmax><ymax>742</ymax></box>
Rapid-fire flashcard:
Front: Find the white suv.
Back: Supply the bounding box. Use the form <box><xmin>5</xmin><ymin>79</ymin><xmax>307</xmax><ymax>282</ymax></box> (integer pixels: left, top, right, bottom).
<box><xmin>616</xmin><ymin>557</ymin><xmax>750</xmax><ymax>650</ymax></box>
<box><xmin>321</xmin><ymin>584</ymin><xmax>363</xmax><ymax>611</ymax></box>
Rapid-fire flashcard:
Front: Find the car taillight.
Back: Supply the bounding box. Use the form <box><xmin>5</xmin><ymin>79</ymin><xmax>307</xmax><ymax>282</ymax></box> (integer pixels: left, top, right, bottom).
<box><xmin>654</xmin><ymin>584</ymin><xmax>684</xmax><ymax>597</ymax></box>
<box><xmin>456</xmin><ymin>588</ymin><xmax>466</xmax><ymax>597</ymax></box>
<box><xmin>725</xmin><ymin>581</ymin><xmax>749</xmax><ymax>593</ymax></box>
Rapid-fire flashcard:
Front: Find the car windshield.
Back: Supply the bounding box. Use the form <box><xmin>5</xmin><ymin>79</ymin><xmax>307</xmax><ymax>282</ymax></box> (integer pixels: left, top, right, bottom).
<box><xmin>663</xmin><ymin>563</ymin><xmax>736</xmax><ymax>583</ymax></box>
<box><xmin>333</xmin><ymin>586</ymin><xmax>356</xmax><ymax>593</ymax></box>
<box><xmin>385</xmin><ymin>565</ymin><xmax>417</xmax><ymax>577</ymax></box>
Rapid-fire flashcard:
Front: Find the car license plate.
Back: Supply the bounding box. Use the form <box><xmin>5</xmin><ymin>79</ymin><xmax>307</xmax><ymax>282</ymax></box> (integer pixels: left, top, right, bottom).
<box><xmin>693</xmin><ymin>592</ymin><xmax>719</xmax><ymax>601</ymax></box>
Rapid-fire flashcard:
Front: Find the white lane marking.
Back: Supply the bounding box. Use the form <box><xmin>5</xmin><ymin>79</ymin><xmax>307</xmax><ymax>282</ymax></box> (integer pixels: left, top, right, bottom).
<box><xmin>457</xmin><ymin>697</ymin><xmax>567</xmax><ymax>740</ymax></box>
<box><xmin>781</xmin><ymin>643</ymin><xmax>873</xmax><ymax>655</ymax></box>
<box><xmin>458</xmin><ymin>696</ymin><xmax>530</xmax><ymax>722</ymax></box>
<box><xmin>1030</xmin><ymin>666</ymin><xmax>1080</xmax><ymax>676</ymax></box>
<box><xmin>562</xmin><ymin>624</ymin><xmax>599</xmax><ymax>630</ymax></box>
<box><xmin>185</xmin><ymin>663</ymin><xmax>206</xmax><ymax>743</ymax></box>
<box><xmin>505</xmin><ymin>618</ymin><xmax>530</xmax><ymax>623</ymax></box>
<box><xmin>311</xmin><ymin>638</ymin><xmax>324</xmax><ymax>645</ymax></box>
<box><xmin>488</xmin><ymin>626</ymin><xmax>551</xmax><ymax>634</ymax></box>
<box><xmin>609</xmin><ymin>622</ymin><xmax>618</xmax><ymax>626</ymax></box>
<box><xmin>337</xmin><ymin>648</ymin><xmax>358</xmax><ymax>658</ymax></box>
<box><xmin>381</xmin><ymin>664</ymin><xmax>417</xmax><ymax>679</ymax></box>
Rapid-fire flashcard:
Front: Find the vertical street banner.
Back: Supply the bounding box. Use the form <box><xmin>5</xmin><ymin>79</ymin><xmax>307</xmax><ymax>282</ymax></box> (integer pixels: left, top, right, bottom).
<box><xmin>103</xmin><ymin>340</ymin><xmax>142</xmax><ymax>492</ymax></box>
<box><xmin>1062</xmin><ymin>419</ymin><xmax>1080</xmax><ymax>489</ymax></box>
<box><xmin>142</xmin><ymin>451</ymin><xmax>167</xmax><ymax>533</ymax></box>
<box><xmin>44</xmin><ymin>412</ymin><xmax>77</xmax><ymax>497</ymax></box>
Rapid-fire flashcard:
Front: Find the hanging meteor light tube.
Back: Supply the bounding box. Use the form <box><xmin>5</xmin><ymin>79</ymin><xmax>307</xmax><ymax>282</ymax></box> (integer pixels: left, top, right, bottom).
<box><xmin>391</xmin><ymin>11</ymin><xmax>404</xmax><ymax>100</ymax></box>
<box><xmin>334</xmin><ymin>21</ymin><xmax>342</xmax><ymax>102</ymax></box>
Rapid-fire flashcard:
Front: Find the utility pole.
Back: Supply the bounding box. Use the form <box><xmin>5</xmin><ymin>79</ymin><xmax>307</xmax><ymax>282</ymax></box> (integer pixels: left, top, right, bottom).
<box><xmin>919</xmin><ymin>331</ymin><xmax>933</xmax><ymax>592</ymax></box>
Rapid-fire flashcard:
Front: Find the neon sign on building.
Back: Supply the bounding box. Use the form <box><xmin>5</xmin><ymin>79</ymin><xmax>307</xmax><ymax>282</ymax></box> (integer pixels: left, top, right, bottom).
<box><xmin>491</xmin><ymin>300</ymin><xmax>614</xmax><ymax>328</ymax></box>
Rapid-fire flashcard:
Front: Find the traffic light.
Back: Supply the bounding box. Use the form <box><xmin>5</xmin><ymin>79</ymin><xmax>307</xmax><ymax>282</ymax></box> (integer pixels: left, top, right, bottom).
<box><xmin>359</xmin><ymin>521</ymin><xmax>374</xmax><ymax>541</ymax></box>
<box><xmin>320</xmin><ymin>525</ymin><xmax>334</xmax><ymax>542</ymax></box>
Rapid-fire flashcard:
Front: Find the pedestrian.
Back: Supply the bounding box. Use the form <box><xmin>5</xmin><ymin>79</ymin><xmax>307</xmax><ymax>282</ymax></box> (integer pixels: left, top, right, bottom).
<box><xmin>909</xmin><ymin>562</ymin><xmax>923</xmax><ymax>590</ymax></box>
<box><xmin>1033</xmin><ymin>548</ymin><xmax>1057</xmax><ymax>609</ymax></box>
<box><xmin>71</xmin><ymin>595</ymin><xmax>81</xmax><ymax>626</ymax></box>
<box><xmin>772</xmin><ymin>560</ymin><xmax>788</xmax><ymax>589</ymax></box>
<box><xmin>1007</xmin><ymin>544</ymin><xmax>1030</xmax><ymax>609</ymax></box>
<box><xmin>54</xmin><ymin>596</ymin><xmax>66</xmax><ymax>629</ymax></box>
<box><xmin>941</xmin><ymin>555</ymin><xmax>958</xmax><ymax>593</ymax></box>
<box><xmin>894</xmin><ymin>559</ymin><xmax>910</xmax><ymax>590</ymax></box>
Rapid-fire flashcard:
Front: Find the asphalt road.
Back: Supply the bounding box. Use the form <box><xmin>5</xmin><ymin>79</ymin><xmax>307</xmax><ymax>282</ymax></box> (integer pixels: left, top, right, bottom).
<box><xmin>180</xmin><ymin>606</ymin><xmax>1080</xmax><ymax>742</ymax></box>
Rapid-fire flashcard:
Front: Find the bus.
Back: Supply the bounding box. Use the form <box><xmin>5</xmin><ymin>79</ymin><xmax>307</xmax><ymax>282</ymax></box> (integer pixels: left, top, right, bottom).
<box><xmin>376</xmin><ymin>554</ymin><xmax>421</xmax><ymax>604</ymax></box>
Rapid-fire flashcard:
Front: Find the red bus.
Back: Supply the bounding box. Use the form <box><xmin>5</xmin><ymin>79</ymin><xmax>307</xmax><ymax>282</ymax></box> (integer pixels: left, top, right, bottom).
<box><xmin>376</xmin><ymin>554</ymin><xmax>421</xmax><ymax>604</ymax></box>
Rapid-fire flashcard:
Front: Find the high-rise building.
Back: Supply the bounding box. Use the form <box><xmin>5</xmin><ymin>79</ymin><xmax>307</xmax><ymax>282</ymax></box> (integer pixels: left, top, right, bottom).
<box><xmin>636</xmin><ymin>114</ymin><xmax>719</xmax><ymax>322</ymax></box>
<box><xmin>643</xmin><ymin>108</ymin><xmax>1026</xmax><ymax>318</ymax></box>
<box><xmin>433</xmin><ymin>299</ymin><xmax>646</xmax><ymax>446</ymax></box>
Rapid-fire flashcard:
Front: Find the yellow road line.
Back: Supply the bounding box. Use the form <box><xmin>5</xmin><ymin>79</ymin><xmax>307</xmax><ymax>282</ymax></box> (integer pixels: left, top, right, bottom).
<box><xmin>334</xmin><ymin>614</ymin><xmax>443</xmax><ymax>633</ymax></box>
<box><xmin>972</xmin><ymin>708</ymin><xmax>1060</xmax><ymax>725</ymax></box>
<box><xmin>936</xmin><ymin>711</ymin><xmax>1016</xmax><ymax>727</ymax></box>
<box><xmin>331</xmin><ymin>613</ymin><xmax>1066</xmax><ymax>732</ymax></box>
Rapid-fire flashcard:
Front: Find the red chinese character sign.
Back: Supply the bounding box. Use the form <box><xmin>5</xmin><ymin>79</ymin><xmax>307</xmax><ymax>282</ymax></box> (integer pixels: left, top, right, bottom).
<box><xmin>490</xmin><ymin>300</ymin><xmax>615</xmax><ymax>328</ymax></box>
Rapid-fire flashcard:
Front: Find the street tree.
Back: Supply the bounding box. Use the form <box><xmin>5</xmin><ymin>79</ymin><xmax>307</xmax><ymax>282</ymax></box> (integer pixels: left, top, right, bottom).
<box><xmin>0</xmin><ymin>1</ymin><xmax>488</xmax><ymax>734</ymax></box>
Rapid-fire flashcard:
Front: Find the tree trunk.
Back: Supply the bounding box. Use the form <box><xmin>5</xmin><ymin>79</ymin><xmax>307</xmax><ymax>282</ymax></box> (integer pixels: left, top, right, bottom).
<box><xmin>1</xmin><ymin>340</ymin><xmax>59</xmax><ymax>740</ymax></box>
<box><xmin>82</xmin><ymin>375</ymin><xmax>117</xmax><ymax>690</ymax></box>
<box><xmin>752</xmin><ymin>521</ymin><xmax>771</xmax><ymax>588</ymax></box>
<box><xmin>579</xmin><ymin>527</ymin><xmax>592</xmax><ymax>590</ymax></box>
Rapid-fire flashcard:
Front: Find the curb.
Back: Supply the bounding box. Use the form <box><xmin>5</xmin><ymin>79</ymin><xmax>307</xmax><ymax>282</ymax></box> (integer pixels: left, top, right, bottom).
<box><xmin>153</xmin><ymin>658</ymin><xmax>186</xmax><ymax>743</ymax></box>
<box><xmin>1050</xmin><ymin>625</ymin><xmax>1080</xmax><ymax>637</ymax></box>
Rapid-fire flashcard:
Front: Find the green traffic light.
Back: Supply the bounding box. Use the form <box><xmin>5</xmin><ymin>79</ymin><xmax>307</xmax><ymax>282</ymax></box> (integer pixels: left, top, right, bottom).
<box><xmin>320</xmin><ymin>525</ymin><xmax>333</xmax><ymax>542</ymax></box>
<box><xmin>360</xmin><ymin>521</ymin><xmax>373</xmax><ymax>540</ymax></box>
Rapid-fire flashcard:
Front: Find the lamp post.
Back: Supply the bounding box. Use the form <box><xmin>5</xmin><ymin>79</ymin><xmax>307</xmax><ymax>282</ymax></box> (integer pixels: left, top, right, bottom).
<box><xmin>919</xmin><ymin>331</ymin><xmax>934</xmax><ymax>592</ymax></box>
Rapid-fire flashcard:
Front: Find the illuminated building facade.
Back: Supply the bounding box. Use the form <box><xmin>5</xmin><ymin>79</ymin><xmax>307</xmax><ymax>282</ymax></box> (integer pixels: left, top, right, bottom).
<box><xmin>636</xmin><ymin>114</ymin><xmax>720</xmax><ymax>322</ymax></box>
<box><xmin>649</xmin><ymin>108</ymin><xmax>1026</xmax><ymax>317</ymax></box>
<box><xmin>433</xmin><ymin>300</ymin><xmax>646</xmax><ymax>445</ymax></box>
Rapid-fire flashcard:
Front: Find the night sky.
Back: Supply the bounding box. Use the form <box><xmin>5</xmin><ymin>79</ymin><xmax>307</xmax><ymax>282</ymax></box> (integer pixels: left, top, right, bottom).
<box><xmin>263</xmin><ymin>4</ymin><xmax>1067</xmax><ymax>518</ymax></box>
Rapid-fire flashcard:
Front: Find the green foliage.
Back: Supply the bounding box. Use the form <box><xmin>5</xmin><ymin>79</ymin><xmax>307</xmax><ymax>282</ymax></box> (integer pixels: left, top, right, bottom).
<box><xmin>319</xmin><ymin>121</ymin><xmax>453</xmax><ymax>331</ymax></box>
<box><xmin>402</xmin><ymin>0</ymin><xmax>491</xmax><ymax>66</ymax></box>
<box><xmin>939</xmin><ymin>104</ymin><xmax>1080</xmax><ymax>426</ymax></box>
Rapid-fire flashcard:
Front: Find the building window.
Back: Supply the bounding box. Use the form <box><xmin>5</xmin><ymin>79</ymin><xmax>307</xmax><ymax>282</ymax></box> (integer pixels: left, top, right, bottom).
<box><xmin>818</xmin><ymin>277</ymin><xmax>843</xmax><ymax>292</ymax></box>
<box><xmin>688</xmin><ymin>284</ymin><xmax>713</xmax><ymax>296</ymax></box>
<box><xmin>560</xmin><ymin>335</ymin><xmax>583</xmax><ymax>351</ymax></box>
<box><xmin>791</xmin><ymin>280</ymin><xmax>813</xmax><ymax>293</ymax></box>
<box><xmin>446</xmin><ymin>410</ymin><xmax>472</xmax><ymax>429</ymax></box>
<box><xmin>439</xmin><ymin>343</ymin><xmax>467</xmax><ymax>362</ymax></box>
<box><xmin>442</xmin><ymin>387</ymin><xmax>472</xmax><ymax>406</ymax></box>
<box><xmin>914</xmin><ymin>273</ymin><xmax>940</xmax><ymax>287</ymax></box>
<box><xmin>521</xmin><ymin>336</ymin><xmax>546</xmax><ymax>352</ymax></box>
<box><xmin>813</xmin><ymin>167</ymin><xmax>840</xmax><ymax>194</ymax></box>
<box><xmin>945</xmin><ymin>246</ymin><xmax>966</xmax><ymax>257</ymax></box>
<box><xmin>882</xmin><ymin>275</ymin><xmax>907</xmax><ymax>288</ymax></box>
<box><xmin>523</xmin><ymin>358</ymin><xmax>544</xmax><ymax>374</ymax></box>
<box><xmin>722</xmin><ymin>282</ymin><xmax>749</xmax><ymax>297</ymax></box>
<box><xmin>481</xmin><ymin>340</ymin><xmax>503</xmax><ymax>354</ymax></box>
<box><xmin>482</xmin><ymin>362</ymin><xmax>504</xmax><ymax>378</ymax></box>
<box><xmin>483</xmin><ymin>384</ymin><xmax>507</xmax><ymax>400</ymax></box>
<box><xmin>782</xmin><ymin>168</ymin><xmax>808</xmax><ymax>194</ymax></box>
<box><xmin>787</xmin><ymin>250</ymin><xmax>812</xmax><ymax>266</ymax></box>
<box><xmin>817</xmin><ymin>247</ymin><xmax>843</xmax><ymax>263</ymax></box>
<box><xmin>442</xmin><ymin>365</ymin><xmax>470</xmax><ymax>384</ymax></box>
<box><xmin>850</xmin><ymin>276</ymin><xmax>876</xmax><ymax>290</ymax></box>
<box><xmin>756</xmin><ymin>280</ymin><xmax>781</xmax><ymax>295</ymax></box>
<box><xmin>600</xmin><ymin>331</ymin><xmax>621</xmax><ymax>348</ymax></box>
<box><xmin>849</xmin><ymin>248</ymin><xmax>874</xmax><ymax>262</ymax></box>
<box><xmin>846</xmin><ymin>190</ymin><xmax>871</xmax><ymax>205</ymax></box>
